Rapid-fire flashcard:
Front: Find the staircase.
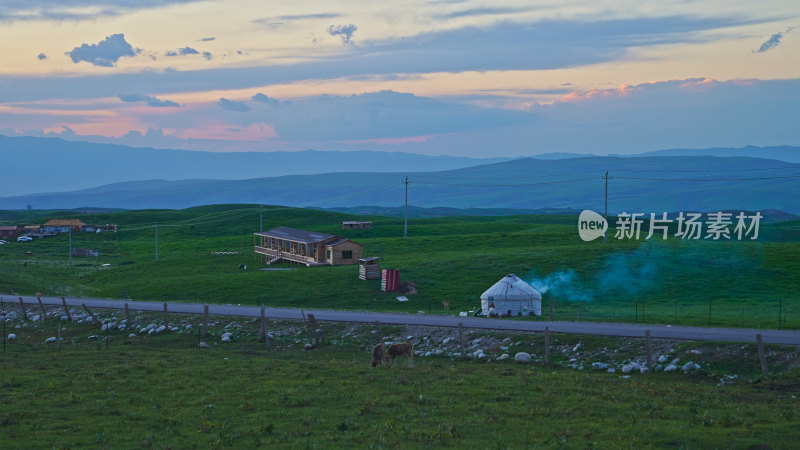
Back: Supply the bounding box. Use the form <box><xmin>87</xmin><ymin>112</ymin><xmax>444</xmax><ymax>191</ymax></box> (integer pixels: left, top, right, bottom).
<box><xmin>266</xmin><ymin>255</ymin><xmax>281</xmax><ymax>265</ymax></box>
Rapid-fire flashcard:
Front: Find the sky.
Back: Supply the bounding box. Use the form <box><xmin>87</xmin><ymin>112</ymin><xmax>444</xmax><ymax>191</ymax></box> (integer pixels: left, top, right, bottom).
<box><xmin>0</xmin><ymin>0</ymin><xmax>798</xmax><ymax>157</ymax></box>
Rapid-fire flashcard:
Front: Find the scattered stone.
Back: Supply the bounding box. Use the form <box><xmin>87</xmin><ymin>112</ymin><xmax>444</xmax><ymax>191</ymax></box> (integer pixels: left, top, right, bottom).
<box><xmin>573</xmin><ymin>343</ymin><xmax>582</xmax><ymax>352</ymax></box>
<box><xmin>198</xmin><ymin>341</ymin><xmax>210</xmax><ymax>348</ymax></box>
<box><xmin>443</xmin><ymin>337</ymin><xmax>452</xmax><ymax>344</ymax></box>
<box><xmin>690</xmin><ymin>349</ymin><xmax>702</xmax><ymax>355</ymax></box>
<box><xmin>657</xmin><ymin>355</ymin><xmax>667</xmax><ymax>363</ymax></box>
<box><xmin>128</xmin><ymin>333</ymin><xmax>136</xmax><ymax>338</ymax></box>
<box><xmin>424</xmin><ymin>351</ymin><xmax>432</xmax><ymax>357</ymax></box>
<box><xmin>434</xmin><ymin>350</ymin><xmax>443</xmax><ymax>356</ymax></box>
<box><xmin>664</xmin><ymin>364</ymin><xmax>678</xmax><ymax>373</ymax></box>
<box><xmin>32</xmin><ymin>315</ymin><xmax>41</xmax><ymax>322</ymax></box>
<box><xmin>472</xmin><ymin>338</ymin><xmax>483</xmax><ymax>345</ymax></box>
<box><xmin>622</xmin><ymin>364</ymin><xmax>634</xmax><ymax>374</ymax></box>
<box><xmin>514</xmin><ymin>352</ymin><xmax>532</xmax><ymax>363</ymax></box>
<box><xmin>7</xmin><ymin>334</ymin><xmax>16</xmax><ymax>340</ymax></box>
<box><xmin>499</xmin><ymin>353</ymin><xmax>510</xmax><ymax>360</ymax></box>
<box><xmin>591</xmin><ymin>362</ymin><xmax>608</xmax><ymax>370</ymax></box>
<box><xmin>45</xmin><ymin>336</ymin><xmax>57</xmax><ymax>343</ymax></box>
<box><xmin>607</xmin><ymin>368</ymin><xmax>616</xmax><ymax>373</ymax></box>
<box><xmin>304</xmin><ymin>343</ymin><xmax>313</xmax><ymax>350</ymax></box>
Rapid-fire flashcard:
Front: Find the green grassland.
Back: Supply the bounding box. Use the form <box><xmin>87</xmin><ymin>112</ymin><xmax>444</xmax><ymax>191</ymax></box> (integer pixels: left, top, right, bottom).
<box><xmin>1</xmin><ymin>313</ymin><xmax>798</xmax><ymax>448</ymax></box>
<box><xmin>1</xmin><ymin>204</ymin><xmax>799</xmax><ymax>329</ymax></box>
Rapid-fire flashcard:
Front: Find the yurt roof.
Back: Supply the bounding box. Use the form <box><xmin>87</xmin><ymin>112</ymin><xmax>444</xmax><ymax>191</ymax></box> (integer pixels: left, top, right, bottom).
<box><xmin>480</xmin><ymin>274</ymin><xmax>542</xmax><ymax>301</ymax></box>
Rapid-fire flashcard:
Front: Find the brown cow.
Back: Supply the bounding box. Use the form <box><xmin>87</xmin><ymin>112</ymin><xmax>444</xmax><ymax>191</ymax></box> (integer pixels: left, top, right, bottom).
<box><xmin>371</xmin><ymin>342</ymin><xmax>387</xmax><ymax>368</ymax></box>
<box><xmin>386</xmin><ymin>342</ymin><xmax>414</xmax><ymax>368</ymax></box>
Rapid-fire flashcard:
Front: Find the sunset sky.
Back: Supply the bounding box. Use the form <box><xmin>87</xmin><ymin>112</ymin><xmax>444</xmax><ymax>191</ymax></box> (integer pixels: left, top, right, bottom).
<box><xmin>1</xmin><ymin>0</ymin><xmax>798</xmax><ymax>156</ymax></box>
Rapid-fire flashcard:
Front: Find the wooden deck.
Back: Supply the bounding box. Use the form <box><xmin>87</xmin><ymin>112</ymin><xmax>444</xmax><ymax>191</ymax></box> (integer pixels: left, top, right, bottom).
<box><xmin>254</xmin><ymin>246</ymin><xmax>326</xmax><ymax>266</ymax></box>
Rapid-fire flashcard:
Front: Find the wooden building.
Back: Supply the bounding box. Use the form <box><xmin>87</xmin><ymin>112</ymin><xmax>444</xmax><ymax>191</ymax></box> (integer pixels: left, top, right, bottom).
<box><xmin>342</xmin><ymin>221</ymin><xmax>372</xmax><ymax>230</ymax></box>
<box><xmin>358</xmin><ymin>257</ymin><xmax>381</xmax><ymax>280</ymax></box>
<box><xmin>0</xmin><ymin>226</ymin><xmax>19</xmax><ymax>239</ymax></box>
<box><xmin>254</xmin><ymin>226</ymin><xmax>362</xmax><ymax>266</ymax></box>
<box><xmin>42</xmin><ymin>219</ymin><xmax>88</xmax><ymax>233</ymax></box>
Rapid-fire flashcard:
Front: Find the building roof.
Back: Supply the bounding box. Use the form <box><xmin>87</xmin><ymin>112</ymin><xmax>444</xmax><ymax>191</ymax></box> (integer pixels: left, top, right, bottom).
<box><xmin>0</xmin><ymin>226</ymin><xmax>18</xmax><ymax>231</ymax></box>
<box><xmin>43</xmin><ymin>219</ymin><xmax>87</xmax><ymax>227</ymax></box>
<box><xmin>325</xmin><ymin>238</ymin><xmax>362</xmax><ymax>247</ymax></box>
<box><xmin>257</xmin><ymin>226</ymin><xmax>336</xmax><ymax>244</ymax></box>
<box><xmin>480</xmin><ymin>274</ymin><xmax>542</xmax><ymax>301</ymax></box>
<box><xmin>342</xmin><ymin>221</ymin><xmax>372</xmax><ymax>224</ymax></box>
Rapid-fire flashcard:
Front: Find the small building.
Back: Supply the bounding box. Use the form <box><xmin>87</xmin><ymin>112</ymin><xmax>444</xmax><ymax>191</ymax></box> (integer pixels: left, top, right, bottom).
<box><xmin>342</xmin><ymin>221</ymin><xmax>372</xmax><ymax>230</ymax></box>
<box><xmin>0</xmin><ymin>226</ymin><xmax>19</xmax><ymax>239</ymax></box>
<box><xmin>42</xmin><ymin>219</ymin><xmax>87</xmax><ymax>233</ymax></box>
<box><xmin>254</xmin><ymin>226</ymin><xmax>362</xmax><ymax>266</ymax></box>
<box><xmin>358</xmin><ymin>257</ymin><xmax>381</xmax><ymax>280</ymax></box>
<box><xmin>23</xmin><ymin>225</ymin><xmax>42</xmax><ymax>235</ymax></box>
<box><xmin>480</xmin><ymin>274</ymin><xmax>542</xmax><ymax>317</ymax></box>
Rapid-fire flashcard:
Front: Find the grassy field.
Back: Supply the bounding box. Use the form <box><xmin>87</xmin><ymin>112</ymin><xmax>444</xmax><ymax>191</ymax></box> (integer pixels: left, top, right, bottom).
<box><xmin>1</xmin><ymin>311</ymin><xmax>799</xmax><ymax>449</ymax></box>
<box><xmin>1</xmin><ymin>204</ymin><xmax>799</xmax><ymax>329</ymax></box>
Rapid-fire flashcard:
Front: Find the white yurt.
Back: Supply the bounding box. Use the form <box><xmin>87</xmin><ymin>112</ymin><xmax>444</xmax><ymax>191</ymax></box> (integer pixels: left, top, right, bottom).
<box><xmin>480</xmin><ymin>274</ymin><xmax>542</xmax><ymax>317</ymax></box>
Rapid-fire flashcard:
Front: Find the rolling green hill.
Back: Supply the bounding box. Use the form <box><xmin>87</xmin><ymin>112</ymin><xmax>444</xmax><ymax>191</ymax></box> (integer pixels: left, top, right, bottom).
<box><xmin>1</xmin><ymin>204</ymin><xmax>798</xmax><ymax>329</ymax></box>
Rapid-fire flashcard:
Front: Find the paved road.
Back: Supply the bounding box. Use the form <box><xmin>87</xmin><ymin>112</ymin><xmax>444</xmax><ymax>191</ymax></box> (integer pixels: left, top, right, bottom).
<box><xmin>7</xmin><ymin>295</ymin><xmax>800</xmax><ymax>345</ymax></box>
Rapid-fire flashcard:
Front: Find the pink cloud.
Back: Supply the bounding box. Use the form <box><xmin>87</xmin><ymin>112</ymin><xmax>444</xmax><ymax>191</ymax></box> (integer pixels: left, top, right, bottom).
<box><xmin>170</xmin><ymin>122</ymin><xmax>278</xmax><ymax>141</ymax></box>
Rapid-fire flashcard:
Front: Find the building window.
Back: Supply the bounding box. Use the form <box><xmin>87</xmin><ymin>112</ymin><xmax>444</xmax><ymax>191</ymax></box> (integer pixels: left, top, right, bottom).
<box><xmin>342</xmin><ymin>250</ymin><xmax>353</xmax><ymax>259</ymax></box>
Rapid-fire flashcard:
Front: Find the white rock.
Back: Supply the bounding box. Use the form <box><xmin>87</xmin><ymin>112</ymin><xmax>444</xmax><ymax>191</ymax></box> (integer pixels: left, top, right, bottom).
<box><xmin>45</xmin><ymin>336</ymin><xmax>57</xmax><ymax>343</ymax></box>
<box><xmin>622</xmin><ymin>364</ymin><xmax>634</xmax><ymax>374</ymax></box>
<box><xmin>671</xmin><ymin>358</ymin><xmax>680</xmax><ymax>365</ymax></box>
<box><xmin>502</xmin><ymin>337</ymin><xmax>511</xmax><ymax>343</ymax></box>
<box><xmin>304</xmin><ymin>343</ymin><xmax>313</xmax><ymax>350</ymax></box>
<box><xmin>32</xmin><ymin>315</ymin><xmax>41</xmax><ymax>322</ymax></box>
<box><xmin>607</xmin><ymin>368</ymin><xmax>616</xmax><ymax>373</ymax></box>
<box><xmin>424</xmin><ymin>351</ymin><xmax>432</xmax><ymax>357</ymax></box>
<box><xmin>198</xmin><ymin>341</ymin><xmax>210</xmax><ymax>348</ymax></box>
<box><xmin>664</xmin><ymin>364</ymin><xmax>678</xmax><ymax>372</ymax></box>
<box><xmin>578</xmin><ymin>366</ymin><xmax>584</xmax><ymax>371</ymax></box>
<box><xmin>148</xmin><ymin>329</ymin><xmax>157</xmax><ymax>335</ymax></box>
<box><xmin>514</xmin><ymin>352</ymin><xmax>532</xmax><ymax>363</ymax></box>
<box><xmin>60</xmin><ymin>315</ymin><xmax>69</xmax><ymax>321</ymax></box>
<box><xmin>655</xmin><ymin>364</ymin><xmax>663</xmax><ymax>372</ymax></box>
<box><xmin>221</xmin><ymin>335</ymin><xmax>231</xmax><ymax>342</ymax></box>
<box><xmin>407</xmin><ymin>335</ymin><xmax>414</xmax><ymax>340</ymax></box>
<box><xmin>128</xmin><ymin>333</ymin><xmax>136</xmax><ymax>338</ymax></box>
<box><xmin>185</xmin><ymin>324</ymin><xmax>192</xmax><ymax>329</ymax></box>
<box><xmin>499</xmin><ymin>353</ymin><xmax>510</xmax><ymax>360</ymax></box>
<box><xmin>690</xmin><ymin>349</ymin><xmax>702</xmax><ymax>355</ymax></box>
<box><xmin>101</xmin><ymin>323</ymin><xmax>113</xmax><ymax>331</ymax></box>
<box><xmin>573</xmin><ymin>343</ymin><xmax>582</xmax><ymax>352</ymax></box>
<box><xmin>434</xmin><ymin>350</ymin><xmax>443</xmax><ymax>356</ymax></box>
<box><xmin>416</xmin><ymin>311</ymin><xmax>425</xmax><ymax>315</ymax></box>
<box><xmin>477</xmin><ymin>353</ymin><xmax>487</xmax><ymax>359</ymax></box>
<box><xmin>8</xmin><ymin>333</ymin><xmax>17</xmax><ymax>340</ymax></box>
<box><xmin>592</xmin><ymin>362</ymin><xmax>608</xmax><ymax>370</ymax></box>
<box><xmin>472</xmin><ymin>338</ymin><xmax>483</xmax><ymax>345</ymax></box>
<box><xmin>443</xmin><ymin>337</ymin><xmax>452</xmax><ymax>344</ymax></box>
<box><xmin>156</xmin><ymin>326</ymin><xmax>166</xmax><ymax>333</ymax></box>
<box><xmin>682</xmin><ymin>362</ymin><xmax>695</xmax><ymax>372</ymax></box>
<box><xmin>118</xmin><ymin>325</ymin><xmax>126</xmax><ymax>331</ymax></box>
<box><xmin>85</xmin><ymin>317</ymin><xmax>94</xmax><ymax>323</ymax></box>
<box><xmin>139</xmin><ymin>327</ymin><xmax>148</xmax><ymax>334</ymax></box>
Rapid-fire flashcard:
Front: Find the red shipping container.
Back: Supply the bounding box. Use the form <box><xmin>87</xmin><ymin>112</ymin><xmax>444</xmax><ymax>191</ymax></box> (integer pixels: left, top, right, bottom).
<box><xmin>381</xmin><ymin>269</ymin><xmax>399</xmax><ymax>292</ymax></box>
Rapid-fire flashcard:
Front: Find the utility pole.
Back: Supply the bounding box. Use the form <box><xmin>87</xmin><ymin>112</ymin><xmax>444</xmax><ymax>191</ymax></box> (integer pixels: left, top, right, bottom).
<box><xmin>68</xmin><ymin>227</ymin><xmax>72</xmax><ymax>269</ymax></box>
<box><xmin>604</xmin><ymin>171</ymin><xmax>608</xmax><ymax>245</ymax></box>
<box><xmin>155</xmin><ymin>223</ymin><xmax>159</xmax><ymax>261</ymax></box>
<box><xmin>403</xmin><ymin>176</ymin><xmax>410</xmax><ymax>240</ymax></box>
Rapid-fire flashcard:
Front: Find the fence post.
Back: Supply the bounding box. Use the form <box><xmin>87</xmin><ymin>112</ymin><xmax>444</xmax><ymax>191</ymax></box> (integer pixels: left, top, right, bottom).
<box><xmin>62</xmin><ymin>297</ymin><xmax>72</xmax><ymax>320</ymax></box>
<box><xmin>57</xmin><ymin>320</ymin><xmax>62</xmax><ymax>352</ymax></box>
<box><xmin>545</xmin><ymin>326</ymin><xmax>550</xmax><ymax>366</ymax></box>
<box><xmin>37</xmin><ymin>295</ymin><xmax>47</xmax><ymax>318</ymax></box>
<box><xmin>163</xmin><ymin>303</ymin><xmax>168</xmax><ymax>328</ymax></box>
<box><xmin>756</xmin><ymin>334</ymin><xmax>768</xmax><ymax>378</ymax></box>
<box><xmin>18</xmin><ymin>297</ymin><xmax>26</xmax><ymax>317</ymax></box>
<box><xmin>125</xmin><ymin>302</ymin><xmax>130</xmax><ymax>326</ymax></box>
<box><xmin>259</xmin><ymin>307</ymin><xmax>266</xmax><ymax>339</ymax></box>
<box><xmin>82</xmin><ymin>304</ymin><xmax>98</xmax><ymax>323</ymax></box>
<box><xmin>458</xmin><ymin>322</ymin><xmax>465</xmax><ymax>357</ymax></box>
<box><xmin>203</xmin><ymin>305</ymin><xmax>209</xmax><ymax>337</ymax></box>
<box><xmin>646</xmin><ymin>330</ymin><xmax>652</xmax><ymax>373</ymax></box>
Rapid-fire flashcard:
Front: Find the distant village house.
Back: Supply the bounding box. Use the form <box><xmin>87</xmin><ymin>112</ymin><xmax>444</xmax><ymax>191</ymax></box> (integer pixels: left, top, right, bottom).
<box><xmin>254</xmin><ymin>226</ymin><xmax>362</xmax><ymax>266</ymax></box>
<box><xmin>0</xmin><ymin>226</ymin><xmax>19</xmax><ymax>239</ymax></box>
<box><xmin>342</xmin><ymin>221</ymin><xmax>372</xmax><ymax>230</ymax></box>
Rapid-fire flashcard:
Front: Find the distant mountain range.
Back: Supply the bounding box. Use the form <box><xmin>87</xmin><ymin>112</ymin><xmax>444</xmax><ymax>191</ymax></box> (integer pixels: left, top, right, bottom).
<box><xmin>2</xmin><ymin>154</ymin><xmax>799</xmax><ymax>214</ymax></box>
<box><xmin>0</xmin><ymin>135</ymin><xmax>509</xmax><ymax>197</ymax></box>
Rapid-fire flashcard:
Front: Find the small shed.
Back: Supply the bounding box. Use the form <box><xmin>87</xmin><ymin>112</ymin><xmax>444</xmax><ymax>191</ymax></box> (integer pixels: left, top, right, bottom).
<box><xmin>358</xmin><ymin>257</ymin><xmax>381</xmax><ymax>280</ymax></box>
<box><xmin>342</xmin><ymin>221</ymin><xmax>372</xmax><ymax>230</ymax></box>
<box><xmin>480</xmin><ymin>274</ymin><xmax>542</xmax><ymax>317</ymax></box>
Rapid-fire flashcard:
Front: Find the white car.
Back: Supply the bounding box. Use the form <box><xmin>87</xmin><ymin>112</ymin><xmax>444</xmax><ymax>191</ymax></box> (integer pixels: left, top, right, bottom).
<box><xmin>17</xmin><ymin>236</ymin><xmax>33</xmax><ymax>242</ymax></box>
<box><xmin>0</xmin><ymin>240</ymin><xmax>8</xmax><ymax>244</ymax></box>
